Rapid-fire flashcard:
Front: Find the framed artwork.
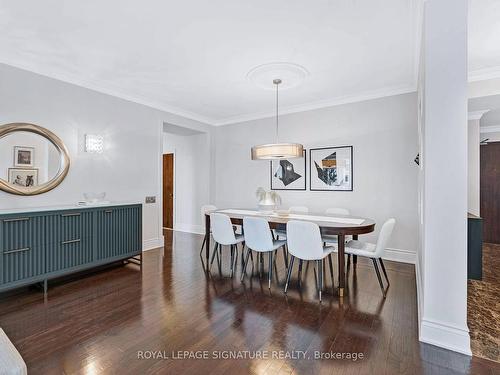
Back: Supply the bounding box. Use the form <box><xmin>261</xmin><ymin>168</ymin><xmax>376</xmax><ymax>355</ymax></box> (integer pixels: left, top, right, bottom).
<box><xmin>14</xmin><ymin>146</ymin><xmax>35</xmax><ymax>167</ymax></box>
<box><xmin>270</xmin><ymin>150</ymin><xmax>306</xmax><ymax>190</ymax></box>
<box><xmin>8</xmin><ymin>168</ymin><xmax>39</xmax><ymax>188</ymax></box>
<box><xmin>310</xmin><ymin>146</ymin><xmax>353</xmax><ymax>191</ymax></box>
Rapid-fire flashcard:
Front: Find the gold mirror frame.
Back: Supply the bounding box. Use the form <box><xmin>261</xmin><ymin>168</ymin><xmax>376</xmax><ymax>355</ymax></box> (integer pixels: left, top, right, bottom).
<box><xmin>0</xmin><ymin>123</ymin><xmax>70</xmax><ymax>196</ymax></box>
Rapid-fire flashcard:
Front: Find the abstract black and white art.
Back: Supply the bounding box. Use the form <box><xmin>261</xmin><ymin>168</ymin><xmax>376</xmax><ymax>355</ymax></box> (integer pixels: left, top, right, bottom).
<box><xmin>270</xmin><ymin>150</ymin><xmax>306</xmax><ymax>190</ymax></box>
<box><xmin>310</xmin><ymin>146</ymin><xmax>353</xmax><ymax>191</ymax></box>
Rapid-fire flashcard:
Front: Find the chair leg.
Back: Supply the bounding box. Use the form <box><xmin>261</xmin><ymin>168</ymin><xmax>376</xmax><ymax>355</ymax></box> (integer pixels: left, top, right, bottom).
<box><xmin>284</xmin><ymin>256</ymin><xmax>295</xmax><ymax>293</ymax></box>
<box><xmin>268</xmin><ymin>251</ymin><xmax>273</xmax><ymax>289</ymax></box>
<box><xmin>282</xmin><ymin>245</ymin><xmax>289</xmax><ymax>268</ymax></box>
<box><xmin>199</xmin><ymin>236</ymin><xmax>207</xmax><ymax>256</ymax></box>
<box><xmin>230</xmin><ymin>245</ymin><xmax>236</xmax><ymax>278</ymax></box>
<box><xmin>241</xmin><ymin>243</ymin><xmax>245</xmax><ymax>266</ymax></box>
<box><xmin>241</xmin><ymin>248</ymin><xmax>252</xmax><ymax>281</ymax></box>
<box><xmin>233</xmin><ymin>245</ymin><xmax>238</xmax><ymax>271</ymax></box>
<box><xmin>209</xmin><ymin>242</ymin><xmax>218</xmax><ymax>270</ymax></box>
<box><xmin>259</xmin><ymin>253</ymin><xmax>264</xmax><ymax>278</ymax></box>
<box><xmin>328</xmin><ymin>253</ymin><xmax>335</xmax><ymax>288</ymax></box>
<box><xmin>372</xmin><ymin>258</ymin><xmax>386</xmax><ymax>297</ymax></box>
<box><xmin>317</xmin><ymin>259</ymin><xmax>323</xmax><ymax>302</ymax></box>
<box><xmin>379</xmin><ymin>258</ymin><xmax>390</xmax><ymax>285</ymax></box>
<box><xmin>298</xmin><ymin>260</ymin><xmax>303</xmax><ymax>286</ymax></box>
<box><xmin>217</xmin><ymin>245</ymin><xmax>222</xmax><ymax>275</ymax></box>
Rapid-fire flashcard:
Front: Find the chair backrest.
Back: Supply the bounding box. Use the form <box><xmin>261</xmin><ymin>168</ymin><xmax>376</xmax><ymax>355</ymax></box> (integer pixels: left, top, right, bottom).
<box><xmin>289</xmin><ymin>206</ymin><xmax>309</xmax><ymax>213</ymax></box>
<box><xmin>201</xmin><ymin>204</ymin><xmax>217</xmax><ymax>224</ymax></box>
<box><xmin>210</xmin><ymin>213</ymin><xmax>237</xmax><ymax>245</ymax></box>
<box><xmin>325</xmin><ymin>207</ymin><xmax>350</xmax><ymax>216</ymax></box>
<box><xmin>243</xmin><ymin>217</ymin><xmax>274</xmax><ymax>252</ymax></box>
<box><xmin>374</xmin><ymin>218</ymin><xmax>396</xmax><ymax>257</ymax></box>
<box><xmin>286</xmin><ymin>220</ymin><xmax>325</xmax><ymax>260</ymax></box>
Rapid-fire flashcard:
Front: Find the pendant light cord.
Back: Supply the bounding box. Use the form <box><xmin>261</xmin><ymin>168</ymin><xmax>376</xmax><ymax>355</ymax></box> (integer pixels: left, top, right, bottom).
<box><xmin>275</xmin><ymin>79</ymin><xmax>280</xmax><ymax>143</ymax></box>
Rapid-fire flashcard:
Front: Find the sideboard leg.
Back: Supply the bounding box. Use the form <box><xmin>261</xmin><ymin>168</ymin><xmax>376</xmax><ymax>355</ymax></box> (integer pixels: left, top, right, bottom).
<box><xmin>43</xmin><ymin>279</ymin><xmax>48</xmax><ymax>295</ymax></box>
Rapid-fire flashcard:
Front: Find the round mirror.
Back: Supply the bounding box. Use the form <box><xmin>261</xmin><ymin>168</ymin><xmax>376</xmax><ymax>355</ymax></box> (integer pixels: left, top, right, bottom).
<box><xmin>0</xmin><ymin>123</ymin><xmax>70</xmax><ymax>195</ymax></box>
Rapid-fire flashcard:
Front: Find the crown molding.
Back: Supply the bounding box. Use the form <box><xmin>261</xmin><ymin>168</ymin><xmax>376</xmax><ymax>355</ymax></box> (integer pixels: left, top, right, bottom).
<box><xmin>214</xmin><ymin>85</ymin><xmax>417</xmax><ymax>126</ymax></box>
<box><xmin>0</xmin><ymin>60</ymin><xmax>218</xmax><ymax>126</ymax></box>
<box><xmin>480</xmin><ymin>125</ymin><xmax>500</xmax><ymax>133</ymax></box>
<box><xmin>468</xmin><ymin>66</ymin><xmax>500</xmax><ymax>82</ymax></box>
<box><xmin>468</xmin><ymin>110</ymin><xmax>490</xmax><ymax>120</ymax></box>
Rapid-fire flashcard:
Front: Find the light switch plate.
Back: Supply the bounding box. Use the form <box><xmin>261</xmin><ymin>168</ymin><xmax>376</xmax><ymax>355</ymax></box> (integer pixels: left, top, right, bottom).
<box><xmin>145</xmin><ymin>196</ymin><xmax>156</xmax><ymax>204</ymax></box>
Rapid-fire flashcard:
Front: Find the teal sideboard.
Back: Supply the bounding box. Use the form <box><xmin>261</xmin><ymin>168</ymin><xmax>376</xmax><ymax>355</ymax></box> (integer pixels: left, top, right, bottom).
<box><xmin>0</xmin><ymin>203</ymin><xmax>142</xmax><ymax>294</ymax></box>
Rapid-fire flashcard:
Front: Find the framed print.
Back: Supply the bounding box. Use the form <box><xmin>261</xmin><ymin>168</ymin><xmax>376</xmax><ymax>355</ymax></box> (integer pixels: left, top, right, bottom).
<box><xmin>14</xmin><ymin>146</ymin><xmax>35</xmax><ymax>167</ymax></box>
<box><xmin>270</xmin><ymin>150</ymin><xmax>306</xmax><ymax>190</ymax></box>
<box><xmin>310</xmin><ymin>146</ymin><xmax>353</xmax><ymax>191</ymax></box>
<box><xmin>8</xmin><ymin>168</ymin><xmax>39</xmax><ymax>187</ymax></box>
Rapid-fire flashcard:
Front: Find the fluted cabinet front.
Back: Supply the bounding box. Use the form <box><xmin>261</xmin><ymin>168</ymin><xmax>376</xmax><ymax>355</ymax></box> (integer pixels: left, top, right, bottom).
<box><xmin>0</xmin><ymin>204</ymin><xmax>142</xmax><ymax>293</ymax></box>
<box><xmin>0</xmin><ymin>215</ymin><xmax>46</xmax><ymax>284</ymax></box>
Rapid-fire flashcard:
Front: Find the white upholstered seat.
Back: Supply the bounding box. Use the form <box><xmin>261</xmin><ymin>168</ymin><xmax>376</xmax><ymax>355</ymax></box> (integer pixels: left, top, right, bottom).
<box><xmin>0</xmin><ymin>329</ymin><xmax>27</xmax><ymax>375</ymax></box>
<box><xmin>241</xmin><ymin>216</ymin><xmax>287</xmax><ymax>289</ymax></box>
<box><xmin>210</xmin><ymin>213</ymin><xmax>245</xmax><ymax>277</ymax></box>
<box><xmin>284</xmin><ymin>220</ymin><xmax>335</xmax><ymax>302</ymax></box>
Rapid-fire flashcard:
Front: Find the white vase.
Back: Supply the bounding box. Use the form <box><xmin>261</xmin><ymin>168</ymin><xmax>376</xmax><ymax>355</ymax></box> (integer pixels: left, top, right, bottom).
<box><xmin>258</xmin><ymin>192</ymin><xmax>277</xmax><ymax>213</ymax></box>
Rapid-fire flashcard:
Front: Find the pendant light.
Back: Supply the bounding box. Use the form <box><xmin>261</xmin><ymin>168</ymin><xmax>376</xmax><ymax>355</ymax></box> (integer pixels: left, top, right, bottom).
<box><xmin>251</xmin><ymin>79</ymin><xmax>304</xmax><ymax>160</ymax></box>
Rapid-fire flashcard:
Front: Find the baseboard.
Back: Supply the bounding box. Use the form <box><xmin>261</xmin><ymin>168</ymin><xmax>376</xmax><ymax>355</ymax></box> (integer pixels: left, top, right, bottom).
<box><xmin>415</xmin><ymin>258</ymin><xmax>423</xmax><ymax>337</ymax></box>
<box><xmin>383</xmin><ymin>247</ymin><xmax>416</xmax><ymax>264</ymax></box>
<box><xmin>420</xmin><ymin>318</ymin><xmax>472</xmax><ymax>356</ymax></box>
<box><xmin>143</xmin><ymin>237</ymin><xmax>164</xmax><ymax>251</ymax></box>
<box><xmin>174</xmin><ymin>223</ymin><xmax>205</xmax><ymax>235</ymax></box>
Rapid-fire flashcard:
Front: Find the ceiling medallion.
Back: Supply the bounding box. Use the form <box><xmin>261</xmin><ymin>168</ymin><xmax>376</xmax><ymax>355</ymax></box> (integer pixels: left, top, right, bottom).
<box><xmin>246</xmin><ymin>62</ymin><xmax>309</xmax><ymax>91</ymax></box>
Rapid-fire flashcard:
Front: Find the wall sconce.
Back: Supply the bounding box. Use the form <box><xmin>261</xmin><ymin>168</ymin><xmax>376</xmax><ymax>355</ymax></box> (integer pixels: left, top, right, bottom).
<box><xmin>85</xmin><ymin>134</ymin><xmax>104</xmax><ymax>154</ymax></box>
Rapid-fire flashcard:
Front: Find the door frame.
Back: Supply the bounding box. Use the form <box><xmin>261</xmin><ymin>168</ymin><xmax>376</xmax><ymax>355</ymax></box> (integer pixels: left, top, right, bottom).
<box><xmin>162</xmin><ymin>151</ymin><xmax>176</xmax><ymax>230</ymax></box>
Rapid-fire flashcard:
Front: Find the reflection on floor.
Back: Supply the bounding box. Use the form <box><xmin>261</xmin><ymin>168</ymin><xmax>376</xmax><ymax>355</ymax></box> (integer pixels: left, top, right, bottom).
<box><xmin>0</xmin><ymin>231</ymin><xmax>498</xmax><ymax>374</ymax></box>
<box><xmin>468</xmin><ymin>243</ymin><xmax>500</xmax><ymax>363</ymax></box>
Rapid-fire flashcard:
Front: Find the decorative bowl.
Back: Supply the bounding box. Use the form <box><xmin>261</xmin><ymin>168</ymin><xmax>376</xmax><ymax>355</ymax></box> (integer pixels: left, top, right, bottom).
<box><xmin>83</xmin><ymin>192</ymin><xmax>106</xmax><ymax>203</ymax></box>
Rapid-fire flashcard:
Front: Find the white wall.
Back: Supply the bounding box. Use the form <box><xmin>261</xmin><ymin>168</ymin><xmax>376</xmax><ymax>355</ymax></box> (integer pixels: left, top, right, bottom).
<box><xmin>468</xmin><ymin>119</ymin><xmax>480</xmax><ymax>216</ymax></box>
<box><xmin>0</xmin><ymin>63</ymin><xmax>211</xmax><ymax>251</ymax></box>
<box><xmin>214</xmin><ymin>93</ymin><xmax>418</xmax><ymax>263</ymax></box>
<box><xmin>418</xmin><ymin>0</ymin><xmax>470</xmax><ymax>355</ymax></box>
<box><xmin>163</xmin><ymin>131</ymin><xmax>210</xmax><ymax>234</ymax></box>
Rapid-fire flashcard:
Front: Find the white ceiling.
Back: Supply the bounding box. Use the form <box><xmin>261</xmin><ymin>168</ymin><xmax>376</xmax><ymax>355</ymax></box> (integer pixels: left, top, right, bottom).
<box><xmin>469</xmin><ymin>0</ymin><xmax>500</xmax><ymax>81</ymax></box>
<box><xmin>0</xmin><ymin>1</ymin><xmax>498</xmax><ymax>126</ymax></box>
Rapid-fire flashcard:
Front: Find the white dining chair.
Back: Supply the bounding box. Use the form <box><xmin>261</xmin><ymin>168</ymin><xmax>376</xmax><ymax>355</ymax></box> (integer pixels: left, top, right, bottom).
<box><xmin>285</xmin><ymin>220</ymin><xmax>335</xmax><ymax>302</ymax></box>
<box><xmin>200</xmin><ymin>204</ymin><xmax>217</xmax><ymax>256</ymax></box>
<box><xmin>343</xmin><ymin>218</ymin><xmax>396</xmax><ymax>297</ymax></box>
<box><xmin>241</xmin><ymin>217</ymin><xmax>287</xmax><ymax>289</ymax></box>
<box><xmin>210</xmin><ymin>213</ymin><xmax>245</xmax><ymax>277</ymax></box>
<box><xmin>274</xmin><ymin>206</ymin><xmax>310</xmax><ymax>240</ymax></box>
<box><xmin>322</xmin><ymin>207</ymin><xmax>351</xmax><ymax>245</ymax></box>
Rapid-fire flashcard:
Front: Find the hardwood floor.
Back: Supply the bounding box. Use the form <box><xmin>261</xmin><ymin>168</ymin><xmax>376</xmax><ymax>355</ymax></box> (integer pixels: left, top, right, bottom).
<box><xmin>468</xmin><ymin>243</ymin><xmax>500</xmax><ymax>363</ymax></box>
<box><xmin>0</xmin><ymin>230</ymin><xmax>498</xmax><ymax>374</ymax></box>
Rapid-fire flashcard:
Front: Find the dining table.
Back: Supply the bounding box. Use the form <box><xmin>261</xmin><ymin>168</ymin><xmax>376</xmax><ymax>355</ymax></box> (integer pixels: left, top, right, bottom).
<box><xmin>204</xmin><ymin>208</ymin><xmax>376</xmax><ymax>296</ymax></box>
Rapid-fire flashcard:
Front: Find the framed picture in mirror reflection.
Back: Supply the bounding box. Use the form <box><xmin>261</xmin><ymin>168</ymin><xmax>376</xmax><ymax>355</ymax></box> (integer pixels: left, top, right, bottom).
<box><xmin>8</xmin><ymin>168</ymin><xmax>39</xmax><ymax>187</ymax></box>
<box><xmin>14</xmin><ymin>146</ymin><xmax>35</xmax><ymax>167</ymax></box>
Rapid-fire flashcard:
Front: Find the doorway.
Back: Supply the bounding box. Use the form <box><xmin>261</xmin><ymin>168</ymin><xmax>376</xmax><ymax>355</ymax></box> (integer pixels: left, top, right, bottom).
<box><xmin>163</xmin><ymin>153</ymin><xmax>174</xmax><ymax>229</ymax></box>
<box><xmin>480</xmin><ymin>141</ymin><xmax>500</xmax><ymax>244</ymax></box>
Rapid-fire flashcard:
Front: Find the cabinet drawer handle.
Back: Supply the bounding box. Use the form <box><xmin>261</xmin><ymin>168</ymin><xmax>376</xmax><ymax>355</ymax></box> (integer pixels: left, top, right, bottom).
<box><xmin>61</xmin><ymin>213</ymin><xmax>81</xmax><ymax>217</ymax></box>
<box><xmin>2</xmin><ymin>217</ymin><xmax>30</xmax><ymax>223</ymax></box>
<box><xmin>105</xmin><ymin>210</ymin><xmax>113</xmax><ymax>214</ymax></box>
<box><xmin>4</xmin><ymin>247</ymin><xmax>31</xmax><ymax>255</ymax></box>
<box><xmin>61</xmin><ymin>239</ymin><xmax>81</xmax><ymax>245</ymax></box>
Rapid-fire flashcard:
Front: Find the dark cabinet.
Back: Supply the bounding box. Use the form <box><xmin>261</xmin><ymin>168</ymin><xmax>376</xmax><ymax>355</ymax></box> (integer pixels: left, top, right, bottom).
<box><xmin>0</xmin><ymin>204</ymin><xmax>142</xmax><ymax>293</ymax></box>
<box><xmin>467</xmin><ymin>213</ymin><xmax>483</xmax><ymax>280</ymax></box>
<box><xmin>96</xmin><ymin>205</ymin><xmax>142</xmax><ymax>260</ymax></box>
